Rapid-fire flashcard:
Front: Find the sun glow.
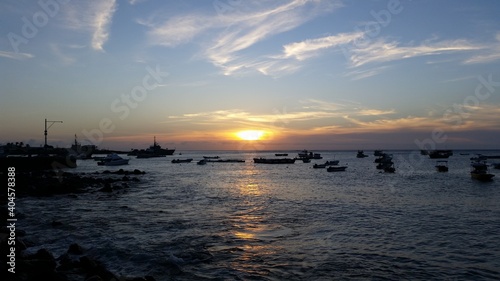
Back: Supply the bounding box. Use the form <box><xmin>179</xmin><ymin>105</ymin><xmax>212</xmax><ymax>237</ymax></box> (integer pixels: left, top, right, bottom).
<box><xmin>236</xmin><ymin>130</ymin><xmax>265</xmax><ymax>141</ymax></box>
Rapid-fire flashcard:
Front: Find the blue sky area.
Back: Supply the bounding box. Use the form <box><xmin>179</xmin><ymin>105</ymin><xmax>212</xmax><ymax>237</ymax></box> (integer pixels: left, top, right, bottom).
<box><xmin>1</xmin><ymin>0</ymin><xmax>500</xmax><ymax>151</ymax></box>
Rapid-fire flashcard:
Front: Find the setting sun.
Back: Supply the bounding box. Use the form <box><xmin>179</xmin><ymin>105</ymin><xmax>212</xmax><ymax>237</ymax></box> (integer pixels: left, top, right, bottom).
<box><xmin>236</xmin><ymin>130</ymin><xmax>265</xmax><ymax>141</ymax></box>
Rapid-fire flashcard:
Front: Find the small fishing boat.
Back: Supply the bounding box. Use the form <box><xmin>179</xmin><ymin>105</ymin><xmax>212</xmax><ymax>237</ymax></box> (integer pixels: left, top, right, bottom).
<box><xmin>327</xmin><ymin>165</ymin><xmax>347</xmax><ymax>172</ymax></box>
<box><xmin>171</xmin><ymin>158</ymin><xmax>193</xmax><ymax>163</ymax></box>
<box><xmin>383</xmin><ymin>162</ymin><xmax>396</xmax><ymax>173</ymax></box>
<box><xmin>205</xmin><ymin>159</ymin><xmax>245</xmax><ymax>163</ymax></box>
<box><xmin>203</xmin><ymin>156</ymin><xmax>220</xmax><ymax>159</ymax></box>
<box><xmin>435</xmin><ymin>160</ymin><xmax>449</xmax><ymax>172</ymax></box>
<box><xmin>254</xmin><ymin>158</ymin><xmax>295</xmax><ymax>164</ymax></box>
<box><xmin>470</xmin><ymin>161</ymin><xmax>495</xmax><ymax>181</ymax></box>
<box><xmin>356</xmin><ymin>150</ymin><xmax>368</xmax><ymax>158</ymax></box>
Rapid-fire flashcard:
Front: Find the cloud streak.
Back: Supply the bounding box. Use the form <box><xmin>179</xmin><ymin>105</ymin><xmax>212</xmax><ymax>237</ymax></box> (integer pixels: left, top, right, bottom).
<box><xmin>63</xmin><ymin>0</ymin><xmax>117</xmax><ymax>51</ymax></box>
<box><xmin>0</xmin><ymin>50</ymin><xmax>34</xmax><ymax>60</ymax></box>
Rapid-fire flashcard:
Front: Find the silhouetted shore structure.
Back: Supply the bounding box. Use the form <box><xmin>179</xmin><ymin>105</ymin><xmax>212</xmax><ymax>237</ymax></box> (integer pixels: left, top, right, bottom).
<box><xmin>0</xmin><ymin>143</ymin><xmax>77</xmax><ymax>171</ymax></box>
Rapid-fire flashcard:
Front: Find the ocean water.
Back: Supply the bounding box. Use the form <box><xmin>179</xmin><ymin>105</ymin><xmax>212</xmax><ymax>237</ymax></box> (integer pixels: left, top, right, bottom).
<box><xmin>17</xmin><ymin>150</ymin><xmax>500</xmax><ymax>280</ymax></box>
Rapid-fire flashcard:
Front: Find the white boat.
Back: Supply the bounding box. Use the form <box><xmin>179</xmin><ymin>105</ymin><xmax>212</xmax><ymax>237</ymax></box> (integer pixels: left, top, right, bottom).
<box><xmin>97</xmin><ymin>153</ymin><xmax>130</xmax><ymax>166</ymax></box>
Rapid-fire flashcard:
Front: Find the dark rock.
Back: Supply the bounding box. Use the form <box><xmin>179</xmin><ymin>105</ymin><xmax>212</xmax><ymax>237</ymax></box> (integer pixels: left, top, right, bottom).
<box><xmin>68</xmin><ymin>243</ymin><xmax>84</xmax><ymax>255</ymax></box>
<box><xmin>86</xmin><ymin>264</ymin><xmax>117</xmax><ymax>281</ymax></box>
<box><xmin>79</xmin><ymin>256</ymin><xmax>98</xmax><ymax>271</ymax></box>
<box><xmin>85</xmin><ymin>275</ymin><xmax>103</xmax><ymax>281</ymax></box>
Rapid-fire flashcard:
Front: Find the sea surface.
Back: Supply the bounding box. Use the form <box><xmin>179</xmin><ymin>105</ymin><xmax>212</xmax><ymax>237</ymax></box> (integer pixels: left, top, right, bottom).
<box><xmin>17</xmin><ymin>150</ymin><xmax>500</xmax><ymax>280</ymax></box>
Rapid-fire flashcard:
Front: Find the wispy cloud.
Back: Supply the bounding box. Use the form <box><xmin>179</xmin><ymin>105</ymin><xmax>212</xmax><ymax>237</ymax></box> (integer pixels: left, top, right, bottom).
<box><xmin>0</xmin><ymin>50</ymin><xmax>34</xmax><ymax>60</ymax></box>
<box><xmin>347</xmin><ymin>38</ymin><xmax>483</xmax><ymax>68</ymax></box>
<box><xmin>282</xmin><ymin>32</ymin><xmax>364</xmax><ymax>60</ymax></box>
<box><xmin>463</xmin><ymin>32</ymin><xmax>500</xmax><ymax>64</ymax></box>
<box><xmin>63</xmin><ymin>0</ymin><xmax>117</xmax><ymax>51</ymax></box>
<box><xmin>344</xmin><ymin>65</ymin><xmax>390</xmax><ymax>80</ymax></box>
<box><xmin>166</xmin><ymin>99</ymin><xmax>397</xmax><ymax>131</ymax></box>
<box><xmin>142</xmin><ymin>0</ymin><xmax>342</xmax><ymax>76</ymax></box>
<box><xmin>165</xmin><ymin>99</ymin><xmax>500</xmax><ymax>138</ymax></box>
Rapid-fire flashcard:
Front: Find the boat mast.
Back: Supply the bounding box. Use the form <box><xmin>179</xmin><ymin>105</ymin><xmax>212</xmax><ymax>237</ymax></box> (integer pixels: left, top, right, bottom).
<box><xmin>44</xmin><ymin>118</ymin><xmax>63</xmax><ymax>148</ymax></box>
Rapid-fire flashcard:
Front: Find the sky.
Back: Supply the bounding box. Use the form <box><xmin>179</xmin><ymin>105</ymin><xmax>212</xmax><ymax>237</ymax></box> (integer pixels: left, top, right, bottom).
<box><xmin>1</xmin><ymin>0</ymin><xmax>500</xmax><ymax>151</ymax></box>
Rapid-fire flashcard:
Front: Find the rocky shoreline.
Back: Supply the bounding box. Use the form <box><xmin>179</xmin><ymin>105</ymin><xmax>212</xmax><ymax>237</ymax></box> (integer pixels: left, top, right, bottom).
<box><xmin>1</xmin><ymin>169</ymin><xmax>158</xmax><ymax>281</ymax></box>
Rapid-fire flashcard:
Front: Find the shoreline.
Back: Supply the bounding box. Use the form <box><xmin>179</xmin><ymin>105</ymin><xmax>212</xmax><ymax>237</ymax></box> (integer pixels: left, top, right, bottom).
<box><xmin>1</xmin><ymin>169</ymin><xmax>157</xmax><ymax>281</ymax></box>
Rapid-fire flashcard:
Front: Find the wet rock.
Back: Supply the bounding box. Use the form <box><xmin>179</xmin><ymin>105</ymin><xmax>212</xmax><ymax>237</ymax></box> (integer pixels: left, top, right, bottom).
<box><xmin>79</xmin><ymin>256</ymin><xmax>98</xmax><ymax>271</ymax></box>
<box><xmin>85</xmin><ymin>275</ymin><xmax>103</xmax><ymax>281</ymax></box>
<box><xmin>68</xmin><ymin>243</ymin><xmax>84</xmax><ymax>255</ymax></box>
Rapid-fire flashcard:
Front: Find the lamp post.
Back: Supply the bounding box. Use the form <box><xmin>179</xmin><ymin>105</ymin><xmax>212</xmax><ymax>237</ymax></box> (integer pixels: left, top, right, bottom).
<box><xmin>44</xmin><ymin>118</ymin><xmax>63</xmax><ymax>148</ymax></box>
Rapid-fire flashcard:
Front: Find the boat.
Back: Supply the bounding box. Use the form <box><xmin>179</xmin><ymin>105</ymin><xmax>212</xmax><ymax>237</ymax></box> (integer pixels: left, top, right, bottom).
<box><xmin>128</xmin><ymin>136</ymin><xmax>175</xmax><ymax>157</ymax></box>
<box><xmin>428</xmin><ymin>150</ymin><xmax>453</xmax><ymax>159</ymax></box>
<box><xmin>69</xmin><ymin>134</ymin><xmax>96</xmax><ymax>159</ymax></box>
<box><xmin>204</xmin><ymin>159</ymin><xmax>245</xmax><ymax>163</ymax></box>
<box><xmin>97</xmin><ymin>153</ymin><xmax>129</xmax><ymax>166</ymax></box>
<box><xmin>275</xmin><ymin>153</ymin><xmax>288</xmax><ymax>156</ymax></box>
<box><xmin>197</xmin><ymin>159</ymin><xmax>207</xmax><ymax>165</ymax></box>
<box><xmin>324</xmin><ymin>160</ymin><xmax>339</xmax><ymax>165</ymax></box>
<box><xmin>297</xmin><ymin>150</ymin><xmax>322</xmax><ymax>160</ymax></box>
<box><xmin>313</xmin><ymin>163</ymin><xmax>326</xmax><ymax>168</ymax></box>
<box><xmin>435</xmin><ymin>160</ymin><xmax>449</xmax><ymax>172</ymax></box>
<box><xmin>253</xmin><ymin>158</ymin><xmax>295</xmax><ymax>164</ymax></box>
<box><xmin>327</xmin><ymin>165</ymin><xmax>347</xmax><ymax>172</ymax></box>
<box><xmin>374</xmin><ymin>153</ymin><xmax>392</xmax><ymax>163</ymax></box>
<box><xmin>470</xmin><ymin>161</ymin><xmax>495</xmax><ymax>181</ymax></box>
<box><xmin>171</xmin><ymin>158</ymin><xmax>193</xmax><ymax>163</ymax></box>
<box><xmin>356</xmin><ymin>150</ymin><xmax>368</xmax><ymax>158</ymax></box>
<box><xmin>383</xmin><ymin>163</ymin><xmax>396</xmax><ymax>173</ymax></box>
<box><xmin>203</xmin><ymin>156</ymin><xmax>220</xmax><ymax>159</ymax></box>
<box><xmin>374</xmin><ymin>150</ymin><xmax>384</xmax><ymax>156</ymax></box>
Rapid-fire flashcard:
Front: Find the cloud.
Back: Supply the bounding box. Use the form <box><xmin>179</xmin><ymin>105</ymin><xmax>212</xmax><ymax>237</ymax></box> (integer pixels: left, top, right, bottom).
<box><xmin>142</xmin><ymin>0</ymin><xmax>342</xmax><ymax>76</ymax></box>
<box><xmin>0</xmin><ymin>50</ymin><xmax>34</xmax><ymax>60</ymax></box>
<box><xmin>63</xmin><ymin>0</ymin><xmax>117</xmax><ymax>51</ymax></box>
<box><xmin>146</xmin><ymin>14</ymin><xmax>211</xmax><ymax>47</ymax></box>
<box><xmin>463</xmin><ymin>32</ymin><xmax>500</xmax><ymax>64</ymax></box>
<box><xmin>165</xmin><ymin>99</ymin><xmax>398</xmax><ymax>132</ymax></box>
<box><xmin>282</xmin><ymin>32</ymin><xmax>364</xmax><ymax>60</ymax></box>
<box><xmin>344</xmin><ymin>65</ymin><xmax>390</xmax><ymax>80</ymax></box>
<box><xmin>347</xmin><ymin>38</ymin><xmax>483</xmax><ymax>68</ymax></box>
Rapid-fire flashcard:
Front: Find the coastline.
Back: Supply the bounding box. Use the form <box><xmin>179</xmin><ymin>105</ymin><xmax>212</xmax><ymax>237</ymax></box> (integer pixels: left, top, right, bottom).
<box><xmin>1</xmin><ymin>169</ymin><xmax>155</xmax><ymax>281</ymax></box>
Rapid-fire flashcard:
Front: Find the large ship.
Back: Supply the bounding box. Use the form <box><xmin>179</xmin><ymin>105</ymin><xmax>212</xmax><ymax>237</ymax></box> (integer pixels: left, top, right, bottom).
<box><xmin>128</xmin><ymin>137</ymin><xmax>175</xmax><ymax>158</ymax></box>
<box><xmin>70</xmin><ymin>135</ymin><xmax>96</xmax><ymax>159</ymax></box>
